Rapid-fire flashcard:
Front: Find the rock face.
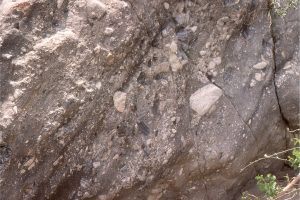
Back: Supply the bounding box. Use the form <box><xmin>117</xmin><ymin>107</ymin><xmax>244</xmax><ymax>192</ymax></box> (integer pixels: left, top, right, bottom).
<box><xmin>272</xmin><ymin>5</ymin><xmax>300</xmax><ymax>129</ymax></box>
<box><xmin>0</xmin><ymin>0</ymin><xmax>298</xmax><ymax>200</ymax></box>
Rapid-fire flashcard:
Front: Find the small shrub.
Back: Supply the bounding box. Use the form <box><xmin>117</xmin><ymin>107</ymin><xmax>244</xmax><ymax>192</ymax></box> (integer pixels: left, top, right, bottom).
<box><xmin>255</xmin><ymin>174</ymin><xmax>279</xmax><ymax>198</ymax></box>
<box><xmin>287</xmin><ymin>138</ymin><xmax>300</xmax><ymax>169</ymax></box>
<box><xmin>241</xmin><ymin>135</ymin><xmax>300</xmax><ymax>199</ymax></box>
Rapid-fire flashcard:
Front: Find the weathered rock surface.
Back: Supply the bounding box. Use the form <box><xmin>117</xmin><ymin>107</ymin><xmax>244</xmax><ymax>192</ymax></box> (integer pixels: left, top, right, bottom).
<box><xmin>0</xmin><ymin>0</ymin><xmax>298</xmax><ymax>200</ymax></box>
<box><xmin>273</xmin><ymin>5</ymin><xmax>300</xmax><ymax>129</ymax></box>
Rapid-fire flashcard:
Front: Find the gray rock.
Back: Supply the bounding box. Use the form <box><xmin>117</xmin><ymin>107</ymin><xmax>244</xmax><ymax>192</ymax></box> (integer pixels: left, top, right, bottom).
<box><xmin>273</xmin><ymin>5</ymin><xmax>300</xmax><ymax>128</ymax></box>
<box><xmin>0</xmin><ymin>0</ymin><xmax>292</xmax><ymax>199</ymax></box>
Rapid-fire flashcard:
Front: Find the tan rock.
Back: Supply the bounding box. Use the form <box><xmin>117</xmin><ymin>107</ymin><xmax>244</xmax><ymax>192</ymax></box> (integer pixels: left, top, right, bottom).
<box><xmin>113</xmin><ymin>91</ymin><xmax>127</xmax><ymax>112</ymax></box>
<box><xmin>253</xmin><ymin>61</ymin><xmax>268</xmax><ymax>69</ymax></box>
<box><xmin>189</xmin><ymin>84</ymin><xmax>223</xmax><ymax>117</ymax></box>
<box><xmin>169</xmin><ymin>54</ymin><xmax>183</xmax><ymax>72</ymax></box>
<box><xmin>163</xmin><ymin>2</ymin><xmax>170</xmax><ymax>10</ymax></box>
<box><xmin>169</xmin><ymin>41</ymin><xmax>178</xmax><ymax>53</ymax></box>
<box><xmin>255</xmin><ymin>73</ymin><xmax>263</xmax><ymax>81</ymax></box>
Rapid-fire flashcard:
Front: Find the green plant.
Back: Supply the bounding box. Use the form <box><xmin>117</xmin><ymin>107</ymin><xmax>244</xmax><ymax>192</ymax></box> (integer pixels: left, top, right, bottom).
<box><xmin>255</xmin><ymin>174</ymin><xmax>279</xmax><ymax>198</ymax></box>
<box><xmin>241</xmin><ymin>135</ymin><xmax>300</xmax><ymax>199</ymax></box>
<box><xmin>271</xmin><ymin>0</ymin><xmax>300</xmax><ymax>17</ymax></box>
<box><xmin>287</xmin><ymin>138</ymin><xmax>300</xmax><ymax>169</ymax></box>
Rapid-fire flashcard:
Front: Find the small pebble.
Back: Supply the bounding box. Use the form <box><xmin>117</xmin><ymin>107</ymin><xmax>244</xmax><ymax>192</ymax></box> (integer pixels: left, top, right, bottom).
<box><xmin>95</xmin><ymin>82</ymin><xmax>102</xmax><ymax>89</ymax></box>
<box><xmin>53</xmin><ymin>156</ymin><xmax>63</xmax><ymax>166</ymax></box>
<box><xmin>217</xmin><ymin>20</ymin><xmax>224</xmax><ymax>26</ymax></box>
<box><xmin>255</xmin><ymin>73</ymin><xmax>263</xmax><ymax>81</ymax></box>
<box><xmin>253</xmin><ymin>61</ymin><xmax>268</xmax><ymax>69</ymax></box>
<box><xmin>166</xmin><ymin>148</ymin><xmax>172</xmax><ymax>155</ymax></box>
<box><xmin>175</xmin><ymin>13</ymin><xmax>189</xmax><ymax>25</ymax></box>
<box><xmin>212</xmin><ymin>70</ymin><xmax>218</xmax><ymax>77</ymax></box>
<box><xmin>205</xmin><ymin>42</ymin><xmax>211</xmax><ymax>49</ymax></box>
<box><xmin>250</xmin><ymin>79</ymin><xmax>256</xmax><ymax>87</ymax></box>
<box><xmin>113</xmin><ymin>154</ymin><xmax>119</xmax><ymax>160</ymax></box>
<box><xmin>113</xmin><ymin>91</ymin><xmax>127</xmax><ymax>113</ymax></box>
<box><xmin>208</xmin><ymin>61</ymin><xmax>216</xmax><ymax>69</ymax></box>
<box><xmin>23</xmin><ymin>157</ymin><xmax>35</xmax><ymax>167</ymax></box>
<box><xmin>169</xmin><ymin>41</ymin><xmax>178</xmax><ymax>53</ymax></box>
<box><xmin>190</xmin><ymin>26</ymin><xmax>197</xmax><ymax>32</ymax></box>
<box><xmin>283</xmin><ymin>61</ymin><xmax>292</xmax><ymax>69</ymax></box>
<box><xmin>104</xmin><ymin>27</ymin><xmax>114</xmax><ymax>35</ymax></box>
<box><xmin>199</xmin><ymin>50</ymin><xmax>207</xmax><ymax>56</ymax></box>
<box><xmin>0</xmin><ymin>132</ymin><xmax>4</xmax><ymax>145</ymax></box>
<box><xmin>2</xmin><ymin>54</ymin><xmax>12</xmax><ymax>59</ymax></box>
<box><xmin>93</xmin><ymin>162</ymin><xmax>101</xmax><ymax>168</ymax></box>
<box><xmin>162</xmin><ymin>29</ymin><xmax>168</xmax><ymax>37</ymax></box>
<box><xmin>179</xmin><ymin>168</ymin><xmax>184</xmax><ymax>176</ymax></box>
<box><xmin>169</xmin><ymin>54</ymin><xmax>183</xmax><ymax>72</ymax></box>
<box><xmin>146</xmin><ymin>139</ymin><xmax>152</xmax><ymax>146</ymax></box>
<box><xmin>213</xmin><ymin>57</ymin><xmax>222</xmax><ymax>65</ymax></box>
<box><xmin>163</xmin><ymin>2</ymin><xmax>170</xmax><ymax>10</ymax></box>
<box><xmin>57</xmin><ymin>0</ymin><xmax>64</xmax><ymax>8</ymax></box>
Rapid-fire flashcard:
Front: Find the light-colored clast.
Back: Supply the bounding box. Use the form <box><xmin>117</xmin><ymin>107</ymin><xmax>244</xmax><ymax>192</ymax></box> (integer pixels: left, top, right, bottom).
<box><xmin>189</xmin><ymin>84</ymin><xmax>223</xmax><ymax>117</ymax></box>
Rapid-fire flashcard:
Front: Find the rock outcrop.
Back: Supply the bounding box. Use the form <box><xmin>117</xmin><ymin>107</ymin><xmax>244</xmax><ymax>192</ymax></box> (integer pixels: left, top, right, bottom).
<box><xmin>0</xmin><ymin>0</ymin><xmax>298</xmax><ymax>199</ymax></box>
<box><xmin>273</xmin><ymin>5</ymin><xmax>299</xmax><ymax>129</ymax></box>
